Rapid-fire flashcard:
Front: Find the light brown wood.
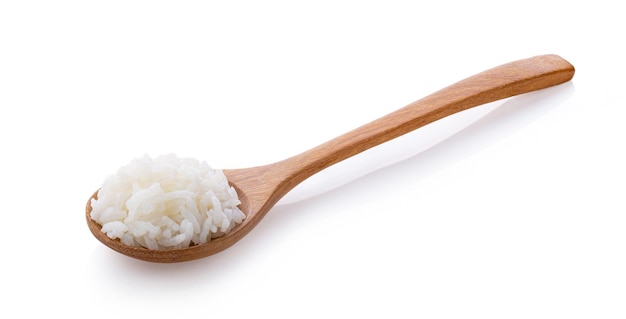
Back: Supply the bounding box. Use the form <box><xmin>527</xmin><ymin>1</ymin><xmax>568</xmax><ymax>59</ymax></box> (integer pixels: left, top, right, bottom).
<box><xmin>86</xmin><ymin>54</ymin><xmax>575</xmax><ymax>262</ymax></box>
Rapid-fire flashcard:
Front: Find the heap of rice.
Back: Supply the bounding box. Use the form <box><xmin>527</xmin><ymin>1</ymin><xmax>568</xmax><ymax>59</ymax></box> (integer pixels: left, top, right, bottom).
<box><xmin>89</xmin><ymin>154</ymin><xmax>245</xmax><ymax>250</ymax></box>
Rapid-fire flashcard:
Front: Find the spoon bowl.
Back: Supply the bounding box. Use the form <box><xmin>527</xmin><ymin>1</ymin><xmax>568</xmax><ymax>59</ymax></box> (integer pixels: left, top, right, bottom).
<box><xmin>87</xmin><ymin>54</ymin><xmax>575</xmax><ymax>262</ymax></box>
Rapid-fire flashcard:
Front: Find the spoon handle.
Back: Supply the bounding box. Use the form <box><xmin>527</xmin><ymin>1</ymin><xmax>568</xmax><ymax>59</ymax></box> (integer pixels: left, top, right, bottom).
<box><xmin>277</xmin><ymin>54</ymin><xmax>574</xmax><ymax>191</ymax></box>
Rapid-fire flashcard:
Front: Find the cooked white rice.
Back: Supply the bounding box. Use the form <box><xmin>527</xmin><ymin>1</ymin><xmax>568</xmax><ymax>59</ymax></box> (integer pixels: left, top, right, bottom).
<box><xmin>89</xmin><ymin>154</ymin><xmax>245</xmax><ymax>250</ymax></box>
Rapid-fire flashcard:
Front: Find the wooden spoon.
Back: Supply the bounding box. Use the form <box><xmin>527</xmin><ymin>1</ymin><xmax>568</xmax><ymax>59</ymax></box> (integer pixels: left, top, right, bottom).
<box><xmin>86</xmin><ymin>54</ymin><xmax>575</xmax><ymax>262</ymax></box>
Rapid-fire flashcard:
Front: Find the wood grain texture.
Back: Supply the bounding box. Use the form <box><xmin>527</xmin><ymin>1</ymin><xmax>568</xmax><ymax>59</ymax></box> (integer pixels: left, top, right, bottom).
<box><xmin>86</xmin><ymin>54</ymin><xmax>575</xmax><ymax>262</ymax></box>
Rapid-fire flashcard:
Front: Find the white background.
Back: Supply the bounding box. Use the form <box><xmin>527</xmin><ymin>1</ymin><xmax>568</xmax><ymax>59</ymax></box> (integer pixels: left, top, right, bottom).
<box><xmin>1</xmin><ymin>1</ymin><xmax>624</xmax><ymax>318</ymax></box>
